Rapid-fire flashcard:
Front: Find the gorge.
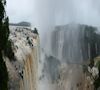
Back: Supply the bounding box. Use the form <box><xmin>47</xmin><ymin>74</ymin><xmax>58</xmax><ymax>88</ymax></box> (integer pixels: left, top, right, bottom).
<box><xmin>4</xmin><ymin>23</ymin><xmax>100</xmax><ymax>90</ymax></box>
<box><xmin>3</xmin><ymin>0</ymin><xmax>100</xmax><ymax>90</ymax></box>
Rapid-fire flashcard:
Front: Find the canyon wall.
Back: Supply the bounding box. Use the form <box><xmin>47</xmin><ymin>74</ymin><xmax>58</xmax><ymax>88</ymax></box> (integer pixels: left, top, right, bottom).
<box><xmin>39</xmin><ymin>24</ymin><xmax>100</xmax><ymax>90</ymax></box>
<box><xmin>50</xmin><ymin>24</ymin><xmax>100</xmax><ymax>63</ymax></box>
<box><xmin>4</xmin><ymin>24</ymin><xmax>100</xmax><ymax>90</ymax></box>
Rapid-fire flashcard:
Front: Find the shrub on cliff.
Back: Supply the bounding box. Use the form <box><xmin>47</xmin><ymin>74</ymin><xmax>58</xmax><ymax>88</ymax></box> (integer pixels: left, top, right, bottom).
<box><xmin>88</xmin><ymin>57</ymin><xmax>100</xmax><ymax>90</ymax></box>
<box><xmin>4</xmin><ymin>40</ymin><xmax>15</xmax><ymax>60</ymax></box>
<box><xmin>33</xmin><ymin>28</ymin><xmax>38</xmax><ymax>34</ymax></box>
<box><xmin>94</xmin><ymin>59</ymin><xmax>100</xmax><ymax>90</ymax></box>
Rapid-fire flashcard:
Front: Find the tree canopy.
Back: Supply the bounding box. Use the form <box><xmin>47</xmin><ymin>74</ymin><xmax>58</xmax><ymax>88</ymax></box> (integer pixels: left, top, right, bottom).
<box><xmin>0</xmin><ymin>0</ymin><xmax>9</xmax><ymax>90</ymax></box>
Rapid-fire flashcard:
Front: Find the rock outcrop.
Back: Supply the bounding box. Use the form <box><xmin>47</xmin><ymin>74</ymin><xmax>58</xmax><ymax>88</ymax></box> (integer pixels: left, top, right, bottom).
<box><xmin>4</xmin><ymin>26</ymin><xmax>40</xmax><ymax>90</ymax></box>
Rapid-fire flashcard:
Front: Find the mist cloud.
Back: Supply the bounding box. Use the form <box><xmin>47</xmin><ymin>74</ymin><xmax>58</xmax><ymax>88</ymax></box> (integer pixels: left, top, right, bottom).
<box><xmin>6</xmin><ymin>0</ymin><xmax>100</xmax><ymax>30</ymax></box>
<box><xmin>54</xmin><ymin>0</ymin><xmax>100</xmax><ymax>26</ymax></box>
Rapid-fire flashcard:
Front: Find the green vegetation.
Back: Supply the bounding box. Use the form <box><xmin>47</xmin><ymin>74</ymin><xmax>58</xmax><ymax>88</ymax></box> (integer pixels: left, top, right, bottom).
<box><xmin>4</xmin><ymin>40</ymin><xmax>14</xmax><ymax>60</ymax></box>
<box><xmin>88</xmin><ymin>57</ymin><xmax>100</xmax><ymax>90</ymax></box>
<box><xmin>82</xmin><ymin>25</ymin><xmax>100</xmax><ymax>89</ymax></box>
<box><xmin>94</xmin><ymin>60</ymin><xmax>100</xmax><ymax>90</ymax></box>
<box><xmin>0</xmin><ymin>0</ymin><xmax>12</xmax><ymax>89</ymax></box>
<box><xmin>33</xmin><ymin>28</ymin><xmax>38</xmax><ymax>34</ymax></box>
<box><xmin>0</xmin><ymin>52</ymin><xmax>8</xmax><ymax>90</ymax></box>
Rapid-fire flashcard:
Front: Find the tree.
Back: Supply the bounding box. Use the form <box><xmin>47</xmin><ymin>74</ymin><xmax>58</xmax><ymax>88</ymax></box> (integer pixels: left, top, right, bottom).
<box><xmin>33</xmin><ymin>28</ymin><xmax>38</xmax><ymax>34</ymax></box>
<box><xmin>0</xmin><ymin>0</ymin><xmax>9</xmax><ymax>90</ymax></box>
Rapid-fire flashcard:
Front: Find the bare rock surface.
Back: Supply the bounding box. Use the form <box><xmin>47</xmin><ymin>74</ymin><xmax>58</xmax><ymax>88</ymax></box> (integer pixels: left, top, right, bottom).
<box><xmin>5</xmin><ymin>26</ymin><xmax>39</xmax><ymax>90</ymax></box>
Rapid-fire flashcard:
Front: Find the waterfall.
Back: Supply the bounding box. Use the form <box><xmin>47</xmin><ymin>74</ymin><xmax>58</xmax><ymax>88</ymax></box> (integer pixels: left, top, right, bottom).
<box><xmin>43</xmin><ymin>24</ymin><xmax>100</xmax><ymax>63</ymax></box>
<box><xmin>39</xmin><ymin>24</ymin><xmax>100</xmax><ymax>90</ymax></box>
<box><xmin>4</xmin><ymin>24</ymin><xmax>100</xmax><ymax>90</ymax></box>
<box><xmin>5</xmin><ymin>25</ymin><xmax>40</xmax><ymax>90</ymax></box>
<box><xmin>51</xmin><ymin>24</ymin><xmax>84</xmax><ymax>63</ymax></box>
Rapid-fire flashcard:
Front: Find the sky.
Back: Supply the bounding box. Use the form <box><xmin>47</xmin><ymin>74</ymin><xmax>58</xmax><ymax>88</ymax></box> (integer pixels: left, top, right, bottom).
<box><xmin>6</xmin><ymin>0</ymin><xmax>100</xmax><ymax>31</ymax></box>
<box><xmin>6</xmin><ymin>0</ymin><xmax>34</xmax><ymax>23</ymax></box>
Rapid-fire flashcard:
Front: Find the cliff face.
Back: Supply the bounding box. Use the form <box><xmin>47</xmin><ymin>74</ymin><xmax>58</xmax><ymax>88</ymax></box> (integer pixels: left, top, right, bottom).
<box><xmin>5</xmin><ymin>26</ymin><xmax>39</xmax><ymax>90</ymax></box>
<box><xmin>50</xmin><ymin>24</ymin><xmax>100</xmax><ymax>63</ymax></box>
<box><xmin>39</xmin><ymin>24</ymin><xmax>100</xmax><ymax>90</ymax></box>
<box><xmin>5</xmin><ymin>24</ymin><xmax>100</xmax><ymax>90</ymax></box>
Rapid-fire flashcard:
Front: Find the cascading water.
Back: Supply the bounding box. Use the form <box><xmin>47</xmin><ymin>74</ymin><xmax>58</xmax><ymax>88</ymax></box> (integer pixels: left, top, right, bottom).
<box><xmin>51</xmin><ymin>24</ymin><xmax>84</xmax><ymax>63</ymax></box>
<box><xmin>39</xmin><ymin>24</ymin><xmax>100</xmax><ymax>90</ymax></box>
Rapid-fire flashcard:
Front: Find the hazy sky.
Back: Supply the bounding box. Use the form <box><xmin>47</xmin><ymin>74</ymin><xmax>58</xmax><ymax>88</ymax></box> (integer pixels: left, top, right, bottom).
<box><xmin>6</xmin><ymin>0</ymin><xmax>34</xmax><ymax>23</ymax></box>
<box><xmin>6</xmin><ymin>0</ymin><xmax>100</xmax><ymax>28</ymax></box>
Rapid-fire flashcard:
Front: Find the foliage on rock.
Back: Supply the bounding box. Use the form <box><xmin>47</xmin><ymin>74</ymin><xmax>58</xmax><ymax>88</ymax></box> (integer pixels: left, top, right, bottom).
<box><xmin>0</xmin><ymin>0</ymin><xmax>13</xmax><ymax>89</ymax></box>
<box><xmin>33</xmin><ymin>28</ymin><xmax>38</xmax><ymax>34</ymax></box>
<box><xmin>87</xmin><ymin>57</ymin><xmax>100</xmax><ymax>90</ymax></box>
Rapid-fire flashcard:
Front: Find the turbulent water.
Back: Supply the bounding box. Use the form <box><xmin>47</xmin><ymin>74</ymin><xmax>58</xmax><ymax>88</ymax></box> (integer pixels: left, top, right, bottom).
<box><xmin>39</xmin><ymin>24</ymin><xmax>100</xmax><ymax>90</ymax></box>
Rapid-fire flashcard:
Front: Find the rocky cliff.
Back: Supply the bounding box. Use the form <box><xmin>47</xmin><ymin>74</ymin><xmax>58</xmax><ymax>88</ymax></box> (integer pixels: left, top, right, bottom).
<box><xmin>4</xmin><ymin>26</ymin><xmax>40</xmax><ymax>90</ymax></box>
<box><xmin>39</xmin><ymin>24</ymin><xmax>100</xmax><ymax>90</ymax></box>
